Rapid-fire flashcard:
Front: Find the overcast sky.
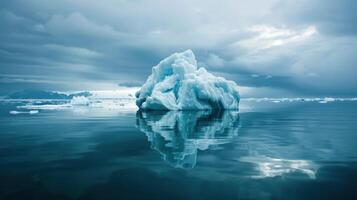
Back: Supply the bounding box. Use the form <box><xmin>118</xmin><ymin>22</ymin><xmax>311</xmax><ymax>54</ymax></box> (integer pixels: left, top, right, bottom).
<box><xmin>0</xmin><ymin>0</ymin><xmax>356</xmax><ymax>96</ymax></box>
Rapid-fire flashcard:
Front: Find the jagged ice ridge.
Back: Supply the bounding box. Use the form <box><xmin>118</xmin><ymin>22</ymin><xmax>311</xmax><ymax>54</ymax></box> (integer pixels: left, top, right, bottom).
<box><xmin>136</xmin><ymin>50</ymin><xmax>240</xmax><ymax>110</ymax></box>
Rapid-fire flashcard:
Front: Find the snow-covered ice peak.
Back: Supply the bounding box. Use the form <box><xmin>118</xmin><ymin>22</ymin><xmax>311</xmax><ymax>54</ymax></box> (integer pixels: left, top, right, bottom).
<box><xmin>136</xmin><ymin>49</ymin><xmax>240</xmax><ymax>110</ymax></box>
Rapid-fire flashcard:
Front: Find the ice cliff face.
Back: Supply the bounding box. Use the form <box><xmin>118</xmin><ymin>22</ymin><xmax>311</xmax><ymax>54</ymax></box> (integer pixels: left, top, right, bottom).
<box><xmin>135</xmin><ymin>50</ymin><xmax>240</xmax><ymax>110</ymax></box>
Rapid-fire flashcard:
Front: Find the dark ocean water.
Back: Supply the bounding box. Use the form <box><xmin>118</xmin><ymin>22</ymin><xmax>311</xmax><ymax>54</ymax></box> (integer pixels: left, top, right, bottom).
<box><xmin>0</xmin><ymin>100</ymin><xmax>357</xmax><ymax>200</ymax></box>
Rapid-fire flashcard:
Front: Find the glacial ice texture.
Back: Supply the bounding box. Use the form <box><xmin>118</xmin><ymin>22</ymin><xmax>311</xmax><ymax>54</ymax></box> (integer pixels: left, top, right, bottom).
<box><xmin>136</xmin><ymin>50</ymin><xmax>240</xmax><ymax>110</ymax></box>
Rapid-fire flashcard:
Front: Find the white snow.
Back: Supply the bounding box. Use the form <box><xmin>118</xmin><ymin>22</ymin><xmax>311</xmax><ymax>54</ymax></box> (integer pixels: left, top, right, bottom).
<box><xmin>135</xmin><ymin>50</ymin><xmax>240</xmax><ymax>110</ymax></box>
<box><xmin>70</xmin><ymin>96</ymin><xmax>90</xmax><ymax>106</ymax></box>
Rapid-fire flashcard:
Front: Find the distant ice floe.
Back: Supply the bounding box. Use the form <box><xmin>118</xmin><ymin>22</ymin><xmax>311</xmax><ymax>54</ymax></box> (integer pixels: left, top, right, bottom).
<box><xmin>16</xmin><ymin>99</ymin><xmax>137</xmax><ymax>113</ymax></box>
<box><xmin>317</xmin><ymin>97</ymin><xmax>335</xmax><ymax>104</ymax></box>
<box><xmin>5</xmin><ymin>90</ymin><xmax>357</xmax><ymax>114</ymax></box>
<box><xmin>240</xmin><ymin>156</ymin><xmax>318</xmax><ymax>179</ymax></box>
<box><xmin>136</xmin><ymin>50</ymin><xmax>240</xmax><ymax>110</ymax></box>
<box><xmin>70</xmin><ymin>96</ymin><xmax>90</xmax><ymax>106</ymax></box>
<box><xmin>9</xmin><ymin>89</ymin><xmax>139</xmax><ymax>112</ymax></box>
<box><xmin>136</xmin><ymin>110</ymin><xmax>240</xmax><ymax>168</ymax></box>
<box><xmin>17</xmin><ymin>103</ymin><xmax>72</xmax><ymax>110</ymax></box>
<box><xmin>243</xmin><ymin>97</ymin><xmax>357</xmax><ymax>104</ymax></box>
<box><xmin>90</xmin><ymin>89</ymin><xmax>137</xmax><ymax>99</ymax></box>
<box><xmin>9</xmin><ymin>110</ymin><xmax>39</xmax><ymax>115</ymax></box>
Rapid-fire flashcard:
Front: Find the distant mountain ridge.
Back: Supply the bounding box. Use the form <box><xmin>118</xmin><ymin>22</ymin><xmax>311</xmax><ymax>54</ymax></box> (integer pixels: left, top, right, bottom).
<box><xmin>6</xmin><ymin>90</ymin><xmax>92</xmax><ymax>99</ymax></box>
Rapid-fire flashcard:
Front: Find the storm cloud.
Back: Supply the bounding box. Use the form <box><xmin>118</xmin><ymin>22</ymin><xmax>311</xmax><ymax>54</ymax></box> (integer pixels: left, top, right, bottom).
<box><xmin>0</xmin><ymin>0</ymin><xmax>356</xmax><ymax>96</ymax></box>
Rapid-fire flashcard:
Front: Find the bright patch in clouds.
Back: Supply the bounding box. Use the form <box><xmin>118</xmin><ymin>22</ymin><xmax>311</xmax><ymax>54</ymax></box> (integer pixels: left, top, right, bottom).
<box><xmin>1</xmin><ymin>0</ymin><xmax>356</xmax><ymax>96</ymax></box>
<box><xmin>237</xmin><ymin>25</ymin><xmax>317</xmax><ymax>50</ymax></box>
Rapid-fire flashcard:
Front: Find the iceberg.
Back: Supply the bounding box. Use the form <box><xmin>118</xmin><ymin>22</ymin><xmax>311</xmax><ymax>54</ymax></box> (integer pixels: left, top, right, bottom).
<box><xmin>136</xmin><ymin>50</ymin><xmax>240</xmax><ymax>110</ymax></box>
<box><xmin>70</xmin><ymin>96</ymin><xmax>90</xmax><ymax>106</ymax></box>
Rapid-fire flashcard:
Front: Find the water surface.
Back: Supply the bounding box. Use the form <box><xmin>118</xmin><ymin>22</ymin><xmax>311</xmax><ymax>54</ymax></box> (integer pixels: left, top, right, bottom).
<box><xmin>0</xmin><ymin>100</ymin><xmax>357</xmax><ymax>199</ymax></box>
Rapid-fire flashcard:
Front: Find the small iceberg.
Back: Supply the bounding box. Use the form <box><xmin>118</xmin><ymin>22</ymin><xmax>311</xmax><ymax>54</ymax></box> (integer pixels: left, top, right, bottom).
<box><xmin>70</xmin><ymin>96</ymin><xmax>90</xmax><ymax>106</ymax></box>
<box><xmin>136</xmin><ymin>50</ymin><xmax>240</xmax><ymax>110</ymax></box>
<box><xmin>318</xmin><ymin>97</ymin><xmax>335</xmax><ymax>104</ymax></box>
<box><xmin>9</xmin><ymin>110</ymin><xmax>39</xmax><ymax>115</ymax></box>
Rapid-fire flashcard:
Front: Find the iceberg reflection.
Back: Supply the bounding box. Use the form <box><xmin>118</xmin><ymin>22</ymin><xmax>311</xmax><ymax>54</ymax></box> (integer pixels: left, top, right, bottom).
<box><xmin>136</xmin><ymin>110</ymin><xmax>240</xmax><ymax>168</ymax></box>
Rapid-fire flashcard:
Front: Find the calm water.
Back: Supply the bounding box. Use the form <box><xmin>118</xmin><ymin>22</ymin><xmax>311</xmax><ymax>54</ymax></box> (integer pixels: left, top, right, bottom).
<box><xmin>0</xmin><ymin>100</ymin><xmax>357</xmax><ymax>200</ymax></box>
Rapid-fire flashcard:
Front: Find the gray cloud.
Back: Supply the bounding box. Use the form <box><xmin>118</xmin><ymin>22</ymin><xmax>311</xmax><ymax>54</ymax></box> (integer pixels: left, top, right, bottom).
<box><xmin>273</xmin><ymin>0</ymin><xmax>357</xmax><ymax>36</ymax></box>
<box><xmin>0</xmin><ymin>0</ymin><xmax>356</xmax><ymax>96</ymax></box>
